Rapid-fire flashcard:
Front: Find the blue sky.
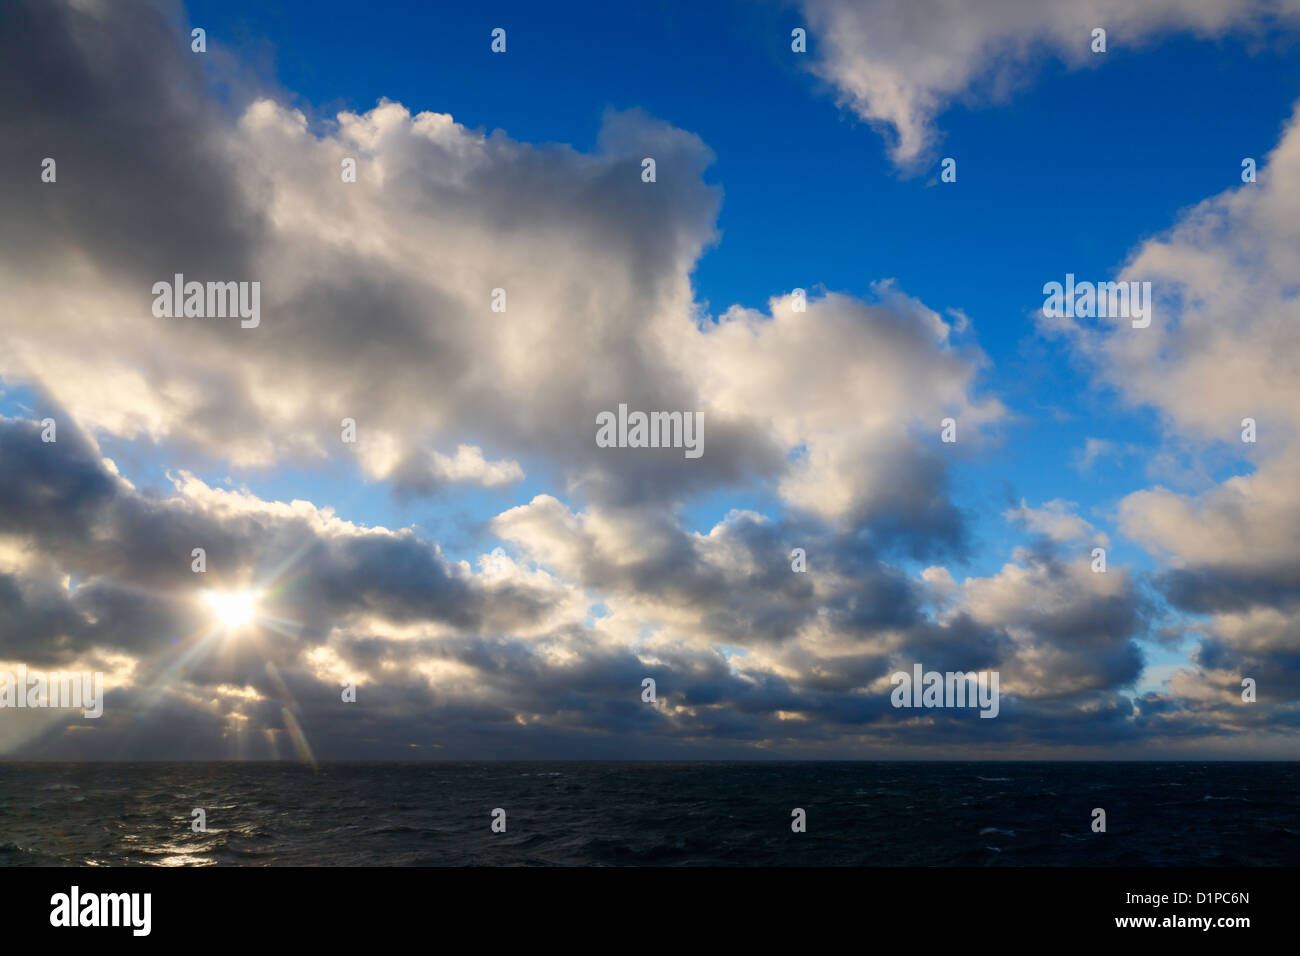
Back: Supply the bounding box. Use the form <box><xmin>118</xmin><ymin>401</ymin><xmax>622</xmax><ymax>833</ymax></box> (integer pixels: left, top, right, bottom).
<box><xmin>2</xmin><ymin>0</ymin><xmax>1299</xmax><ymax>758</ymax></box>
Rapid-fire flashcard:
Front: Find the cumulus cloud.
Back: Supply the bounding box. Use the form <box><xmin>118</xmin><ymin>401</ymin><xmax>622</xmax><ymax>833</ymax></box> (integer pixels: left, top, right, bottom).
<box><xmin>0</xmin><ymin>0</ymin><xmax>1021</xmax><ymax>757</ymax></box>
<box><xmin>2</xmin><ymin>0</ymin><xmax>1294</xmax><ymax>758</ymax></box>
<box><xmin>687</xmin><ymin>285</ymin><xmax>1002</xmax><ymax>544</ymax></box>
<box><xmin>948</xmin><ymin>544</ymin><xmax>1145</xmax><ymax>697</ymax></box>
<box><xmin>0</xmin><ymin>0</ymin><xmax>1003</xmax><ymax>532</ymax></box>
<box><xmin>1055</xmin><ymin>99</ymin><xmax>1300</xmax><ymax>729</ymax></box>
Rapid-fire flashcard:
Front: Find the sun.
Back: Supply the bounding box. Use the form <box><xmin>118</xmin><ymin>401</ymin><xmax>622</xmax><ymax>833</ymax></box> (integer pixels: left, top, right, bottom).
<box><xmin>203</xmin><ymin>589</ymin><xmax>260</xmax><ymax>630</ymax></box>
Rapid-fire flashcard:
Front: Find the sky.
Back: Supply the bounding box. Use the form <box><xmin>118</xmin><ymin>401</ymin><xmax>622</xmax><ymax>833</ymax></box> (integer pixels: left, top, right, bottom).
<box><xmin>1</xmin><ymin>0</ymin><xmax>1299</xmax><ymax>759</ymax></box>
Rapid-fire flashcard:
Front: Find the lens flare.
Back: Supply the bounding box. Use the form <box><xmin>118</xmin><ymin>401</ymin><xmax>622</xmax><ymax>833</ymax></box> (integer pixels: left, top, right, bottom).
<box><xmin>203</xmin><ymin>590</ymin><xmax>259</xmax><ymax>630</ymax></box>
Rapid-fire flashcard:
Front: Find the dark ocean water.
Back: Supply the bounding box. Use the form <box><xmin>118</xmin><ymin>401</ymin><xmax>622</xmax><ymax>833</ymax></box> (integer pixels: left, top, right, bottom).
<box><xmin>2</xmin><ymin>761</ymin><xmax>1297</xmax><ymax>866</ymax></box>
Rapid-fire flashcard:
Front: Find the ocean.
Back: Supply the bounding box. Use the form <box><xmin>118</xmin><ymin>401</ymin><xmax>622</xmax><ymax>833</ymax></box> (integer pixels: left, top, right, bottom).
<box><xmin>3</xmin><ymin>761</ymin><xmax>1297</xmax><ymax>866</ymax></box>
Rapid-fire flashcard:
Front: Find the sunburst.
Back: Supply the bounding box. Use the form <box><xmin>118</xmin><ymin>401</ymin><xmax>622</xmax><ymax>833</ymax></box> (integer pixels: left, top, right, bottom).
<box><xmin>202</xmin><ymin>589</ymin><xmax>260</xmax><ymax>630</ymax></box>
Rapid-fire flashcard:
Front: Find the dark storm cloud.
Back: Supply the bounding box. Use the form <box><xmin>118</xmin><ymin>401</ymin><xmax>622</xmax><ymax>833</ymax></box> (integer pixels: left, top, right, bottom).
<box><xmin>0</xmin><ymin>0</ymin><xmax>262</xmax><ymax>284</ymax></box>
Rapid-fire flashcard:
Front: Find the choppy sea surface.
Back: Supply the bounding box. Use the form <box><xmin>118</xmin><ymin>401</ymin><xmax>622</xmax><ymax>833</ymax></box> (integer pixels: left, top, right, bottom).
<box><xmin>2</xmin><ymin>761</ymin><xmax>1297</xmax><ymax>866</ymax></box>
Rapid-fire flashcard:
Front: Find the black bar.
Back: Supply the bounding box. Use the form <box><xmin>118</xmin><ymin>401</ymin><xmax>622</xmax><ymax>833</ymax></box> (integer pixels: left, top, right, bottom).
<box><xmin>2</xmin><ymin>866</ymin><xmax>1285</xmax><ymax>942</ymax></box>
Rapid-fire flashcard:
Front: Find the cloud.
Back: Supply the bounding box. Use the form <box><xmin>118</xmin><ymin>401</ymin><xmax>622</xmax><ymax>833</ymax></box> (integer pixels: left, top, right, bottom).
<box><xmin>363</xmin><ymin>442</ymin><xmax>525</xmax><ymax>497</ymax></box>
<box><xmin>1073</xmin><ymin>436</ymin><xmax>1135</xmax><ymax>471</ymax></box>
<box><xmin>946</xmin><ymin>544</ymin><xmax>1146</xmax><ymax>699</ymax></box>
<box><xmin>1005</xmin><ymin>498</ymin><xmax>1109</xmax><ymax>546</ymax></box>
<box><xmin>0</xmin><ymin>1</ymin><xmax>725</xmax><ymax>494</ymax></box>
<box><xmin>0</xmin><ymin>0</ymin><xmax>1019</xmax><ymax>757</ymax></box>
<box><xmin>0</xmin><ymin>0</ymin><xmax>1002</xmax><ymax>539</ymax></box>
<box><xmin>687</xmin><ymin>285</ymin><xmax>1003</xmax><ymax>545</ymax></box>
<box><xmin>1058</xmin><ymin>99</ymin><xmax>1300</xmax><ymax>717</ymax></box>
<box><xmin>0</xmin><ymin>414</ymin><xmax>1155</xmax><ymax>757</ymax></box>
<box><xmin>801</xmin><ymin>0</ymin><xmax>1300</xmax><ymax>167</ymax></box>
<box><xmin>0</xmin><ymin>417</ymin><xmax>572</xmax><ymax>654</ymax></box>
<box><xmin>3</xmin><ymin>0</ymin><xmax>1295</xmax><ymax>758</ymax></box>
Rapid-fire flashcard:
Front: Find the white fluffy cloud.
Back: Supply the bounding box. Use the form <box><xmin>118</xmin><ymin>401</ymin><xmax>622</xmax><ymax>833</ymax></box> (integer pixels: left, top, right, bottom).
<box><xmin>801</xmin><ymin>0</ymin><xmax>1300</xmax><ymax>166</ymax></box>
<box><xmin>686</xmin><ymin>285</ymin><xmax>1003</xmax><ymax>529</ymax></box>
